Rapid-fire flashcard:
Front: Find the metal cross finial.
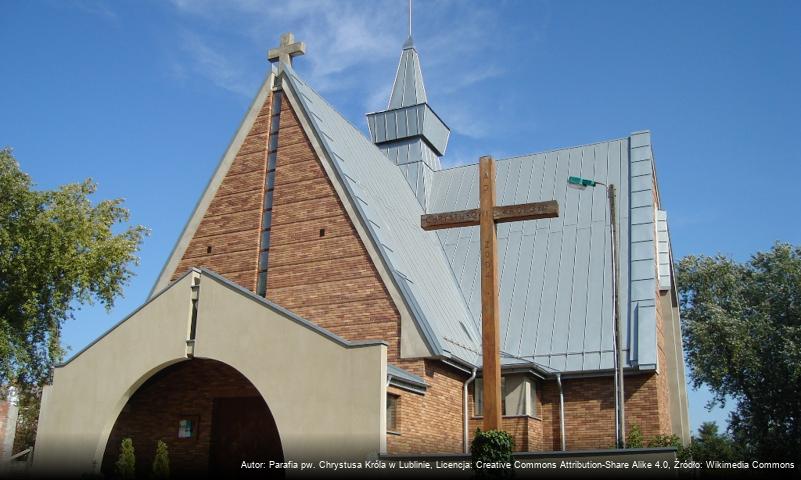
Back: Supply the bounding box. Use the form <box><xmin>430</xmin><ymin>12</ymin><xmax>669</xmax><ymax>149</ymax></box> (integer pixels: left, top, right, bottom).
<box><xmin>409</xmin><ymin>0</ymin><xmax>413</xmax><ymax>37</ymax></box>
<box><xmin>267</xmin><ymin>32</ymin><xmax>306</xmax><ymax>69</ymax></box>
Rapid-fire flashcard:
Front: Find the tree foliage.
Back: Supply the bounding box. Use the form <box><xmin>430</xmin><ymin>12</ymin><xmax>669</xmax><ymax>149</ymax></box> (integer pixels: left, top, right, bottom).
<box><xmin>0</xmin><ymin>147</ymin><xmax>147</xmax><ymax>389</ymax></box>
<box><xmin>152</xmin><ymin>440</ymin><xmax>170</xmax><ymax>479</ymax></box>
<box><xmin>471</xmin><ymin>428</ymin><xmax>515</xmax><ymax>477</ymax></box>
<box><xmin>626</xmin><ymin>424</ymin><xmax>644</xmax><ymax>448</ymax></box>
<box><xmin>116</xmin><ymin>438</ymin><xmax>136</xmax><ymax>480</ymax></box>
<box><xmin>676</xmin><ymin>243</ymin><xmax>801</xmax><ymax>461</ymax></box>
<box><xmin>688</xmin><ymin>422</ymin><xmax>740</xmax><ymax>465</ymax></box>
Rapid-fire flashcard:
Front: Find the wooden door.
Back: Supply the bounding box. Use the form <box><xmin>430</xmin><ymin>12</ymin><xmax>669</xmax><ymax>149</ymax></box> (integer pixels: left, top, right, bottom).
<box><xmin>210</xmin><ymin>396</ymin><xmax>283</xmax><ymax>477</ymax></box>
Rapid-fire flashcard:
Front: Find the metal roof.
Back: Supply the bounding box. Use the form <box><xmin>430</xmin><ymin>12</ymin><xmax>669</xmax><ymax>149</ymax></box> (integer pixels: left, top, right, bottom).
<box><xmin>281</xmin><ymin>61</ymin><xmax>664</xmax><ymax>374</ymax></box>
<box><xmin>387</xmin><ymin>364</ymin><xmax>428</xmax><ymax>390</ymax></box>
<box><xmin>429</xmin><ymin>133</ymin><xmax>663</xmax><ymax>373</ymax></box>
<box><xmin>281</xmin><ymin>65</ymin><xmax>480</xmax><ymax>365</ymax></box>
<box><xmin>388</xmin><ymin>36</ymin><xmax>427</xmax><ymax>109</ymax></box>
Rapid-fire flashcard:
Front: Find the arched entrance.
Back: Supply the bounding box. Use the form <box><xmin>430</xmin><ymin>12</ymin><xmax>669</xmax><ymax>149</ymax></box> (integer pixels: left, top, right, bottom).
<box><xmin>101</xmin><ymin>358</ymin><xmax>283</xmax><ymax>477</ymax></box>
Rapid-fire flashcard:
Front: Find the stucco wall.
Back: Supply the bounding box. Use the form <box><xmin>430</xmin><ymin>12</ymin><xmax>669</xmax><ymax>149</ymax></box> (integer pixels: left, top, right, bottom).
<box><xmin>33</xmin><ymin>270</ymin><xmax>386</xmax><ymax>476</ymax></box>
<box><xmin>194</xmin><ymin>270</ymin><xmax>387</xmax><ymax>460</ymax></box>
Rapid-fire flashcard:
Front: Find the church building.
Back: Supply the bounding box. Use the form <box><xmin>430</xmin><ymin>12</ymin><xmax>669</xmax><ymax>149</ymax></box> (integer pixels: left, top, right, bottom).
<box><xmin>32</xmin><ymin>30</ymin><xmax>690</xmax><ymax>476</ymax></box>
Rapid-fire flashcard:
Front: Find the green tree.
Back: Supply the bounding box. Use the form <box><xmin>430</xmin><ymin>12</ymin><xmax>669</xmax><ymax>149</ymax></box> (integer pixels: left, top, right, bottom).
<box><xmin>689</xmin><ymin>422</ymin><xmax>739</xmax><ymax>464</ymax></box>
<box><xmin>626</xmin><ymin>424</ymin><xmax>644</xmax><ymax>448</ymax></box>
<box><xmin>116</xmin><ymin>438</ymin><xmax>136</xmax><ymax>480</ymax></box>
<box><xmin>0</xmin><ymin>148</ymin><xmax>147</xmax><ymax>444</ymax></box>
<box><xmin>152</xmin><ymin>440</ymin><xmax>170</xmax><ymax>479</ymax></box>
<box><xmin>676</xmin><ymin>243</ymin><xmax>801</xmax><ymax>461</ymax></box>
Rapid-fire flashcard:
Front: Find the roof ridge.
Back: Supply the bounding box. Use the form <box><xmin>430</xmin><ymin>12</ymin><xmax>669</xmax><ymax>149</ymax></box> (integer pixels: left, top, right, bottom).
<box><xmin>282</xmin><ymin>66</ymin><xmax>377</xmax><ymax>147</ymax></box>
<box><xmin>436</xmin><ymin>136</ymin><xmax>634</xmax><ymax>173</ymax></box>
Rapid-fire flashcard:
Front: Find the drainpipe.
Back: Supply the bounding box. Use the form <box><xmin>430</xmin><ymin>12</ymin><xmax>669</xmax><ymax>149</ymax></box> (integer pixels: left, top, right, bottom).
<box><xmin>463</xmin><ymin>367</ymin><xmax>477</xmax><ymax>453</ymax></box>
<box><xmin>556</xmin><ymin>373</ymin><xmax>566</xmax><ymax>451</ymax></box>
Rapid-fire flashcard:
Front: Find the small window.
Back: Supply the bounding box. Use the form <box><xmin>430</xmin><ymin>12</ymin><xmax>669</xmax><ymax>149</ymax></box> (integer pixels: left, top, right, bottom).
<box><xmin>178</xmin><ymin>416</ymin><xmax>198</xmax><ymax>439</ymax></box>
<box><xmin>319</xmin><ymin>228</ymin><xmax>326</xmax><ymax>237</ymax></box>
<box><xmin>261</xmin><ymin>211</ymin><xmax>272</xmax><ymax>229</ymax></box>
<box><xmin>263</xmin><ymin>189</ymin><xmax>274</xmax><ymax>210</ymax></box>
<box><xmin>260</xmin><ymin>230</ymin><xmax>271</xmax><ymax>249</ymax></box>
<box><xmin>474</xmin><ymin>377</ymin><xmax>507</xmax><ymax>417</ymax></box>
<box><xmin>256</xmin><ymin>271</ymin><xmax>267</xmax><ymax>297</ymax></box>
<box><xmin>206</xmin><ymin>245</ymin><xmax>212</xmax><ymax>254</ymax></box>
<box><xmin>386</xmin><ymin>394</ymin><xmax>399</xmax><ymax>432</ymax></box>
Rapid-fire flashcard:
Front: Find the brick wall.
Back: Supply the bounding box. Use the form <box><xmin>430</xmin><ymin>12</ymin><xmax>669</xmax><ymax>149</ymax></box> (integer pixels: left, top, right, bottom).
<box><xmin>654</xmin><ymin>289</ymin><xmax>674</xmax><ymax>434</ymax></box>
<box><xmin>466</xmin><ymin>416</ymin><xmax>543</xmax><ymax>452</ymax></box>
<box><xmin>538</xmin><ymin>373</ymin><xmax>672</xmax><ymax>451</ymax></box>
<box><xmin>264</xmin><ymin>94</ymin><xmax>402</xmax><ymax>361</ymax></box>
<box><xmin>101</xmin><ymin>359</ymin><xmax>273</xmax><ymax>476</ymax></box>
<box><xmin>386</xmin><ymin>360</ymin><xmax>467</xmax><ymax>454</ymax></box>
<box><xmin>169</xmin><ymin>91</ymin><xmax>274</xmax><ymax>290</ymax></box>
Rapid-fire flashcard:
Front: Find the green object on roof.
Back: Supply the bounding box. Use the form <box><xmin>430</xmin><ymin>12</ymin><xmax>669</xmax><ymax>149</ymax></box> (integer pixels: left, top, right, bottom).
<box><xmin>568</xmin><ymin>176</ymin><xmax>597</xmax><ymax>187</ymax></box>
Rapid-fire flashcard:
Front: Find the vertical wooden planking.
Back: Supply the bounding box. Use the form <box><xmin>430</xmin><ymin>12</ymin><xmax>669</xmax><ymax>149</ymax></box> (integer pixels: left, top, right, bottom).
<box><xmin>479</xmin><ymin>156</ymin><xmax>502</xmax><ymax>431</ymax></box>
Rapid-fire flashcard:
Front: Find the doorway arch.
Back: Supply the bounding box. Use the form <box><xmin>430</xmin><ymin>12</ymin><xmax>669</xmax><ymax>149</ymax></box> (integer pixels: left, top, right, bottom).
<box><xmin>101</xmin><ymin>358</ymin><xmax>283</xmax><ymax>477</ymax></box>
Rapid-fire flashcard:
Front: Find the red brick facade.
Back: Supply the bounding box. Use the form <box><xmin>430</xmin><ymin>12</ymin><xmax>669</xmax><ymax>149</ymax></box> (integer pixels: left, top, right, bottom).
<box><xmin>161</xmin><ymin>85</ymin><xmax>676</xmax><ymax>456</ymax></box>
<box><xmin>386</xmin><ymin>360</ymin><xmax>466</xmax><ymax>454</ymax></box>
<box><xmin>265</xmin><ymin>97</ymin><xmax>402</xmax><ymax>361</ymax></box>
<box><xmin>102</xmin><ymin>359</ymin><xmax>279</xmax><ymax>476</ymax></box>
<box><xmin>169</xmin><ymin>90</ymin><xmax>275</xmax><ymax>290</ymax></box>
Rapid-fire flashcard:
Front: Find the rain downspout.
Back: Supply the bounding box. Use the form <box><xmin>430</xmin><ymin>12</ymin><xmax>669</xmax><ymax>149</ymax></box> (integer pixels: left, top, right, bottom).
<box><xmin>463</xmin><ymin>367</ymin><xmax>477</xmax><ymax>453</ymax></box>
<box><xmin>556</xmin><ymin>373</ymin><xmax>566</xmax><ymax>451</ymax></box>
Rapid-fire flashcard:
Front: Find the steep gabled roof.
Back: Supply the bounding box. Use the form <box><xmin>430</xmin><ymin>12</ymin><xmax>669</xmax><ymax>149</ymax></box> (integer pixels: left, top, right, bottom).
<box><xmin>280</xmin><ymin>65</ymin><xmax>480</xmax><ymax>365</ymax></box>
<box><xmin>430</xmin><ymin>132</ymin><xmax>665</xmax><ymax>373</ymax></box>
<box><xmin>281</xmin><ymin>62</ymin><xmax>666</xmax><ymax>374</ymax></box>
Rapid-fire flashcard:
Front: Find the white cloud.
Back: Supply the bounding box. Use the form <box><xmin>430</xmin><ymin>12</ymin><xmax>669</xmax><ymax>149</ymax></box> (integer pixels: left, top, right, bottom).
<box><xmin>177</xmin><ymin>30</ymin><xmax>255</xmax><ymax>96</ymax></box>
<box><xmin>168</xmin><ymin>0</ymin><xmax>402</xmax><ymax>93</ymax></box>
<box><xmin>166</xmin><ymin>0</ymin><xmax>515</xmax><ymax>141</ymax></box>
<box><xmin>75</xmin><ymin>0</ymin><xmax>119</xmax><ymax>22</ymax></box>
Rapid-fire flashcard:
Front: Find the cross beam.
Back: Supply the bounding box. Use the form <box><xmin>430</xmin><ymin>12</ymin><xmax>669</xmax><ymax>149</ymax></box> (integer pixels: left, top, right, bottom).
<box><xmin>421</xmin><ymin>201</ymin><xmax>559</xmax><ymax>231</ymax></box>
<box><xmin>268</xmin><ymin>32</ymin><xmax>306</xmax><ymax>68</ymax></box>
<box><xmin>421</xmin><ymin>156</ymin><xmax>559</xmax><ymax>432</ymax></box>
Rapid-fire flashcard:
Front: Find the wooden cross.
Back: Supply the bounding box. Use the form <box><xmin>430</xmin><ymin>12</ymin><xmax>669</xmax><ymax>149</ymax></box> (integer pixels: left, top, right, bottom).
<box><xmin>268</xmin><ymin>32</ymin><xmax>306</xmax><ymax>67</ymax></box>
<box><xmin>421</xmin><ymin>156</ymin><xmax>559</xmax><ymax>431</ymax></box>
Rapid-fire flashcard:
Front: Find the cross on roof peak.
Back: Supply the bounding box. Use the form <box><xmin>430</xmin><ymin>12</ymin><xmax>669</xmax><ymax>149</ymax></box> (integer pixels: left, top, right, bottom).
<box><xmin>268</xmin><ymin>32</ymin><xmax>306</xmax><ymax>69</ymax></box>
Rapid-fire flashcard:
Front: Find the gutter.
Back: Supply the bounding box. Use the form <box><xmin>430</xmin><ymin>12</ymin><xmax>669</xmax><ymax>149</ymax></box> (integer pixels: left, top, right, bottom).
<box><xmin>557</xmin><ymin>373</ymin><xmax>566</xmax><ymax>451</ymax></box>
<box><xmin>463</xmin><ymin>367</ymin><xmax>477</xmax><ymax>453</ymax></box>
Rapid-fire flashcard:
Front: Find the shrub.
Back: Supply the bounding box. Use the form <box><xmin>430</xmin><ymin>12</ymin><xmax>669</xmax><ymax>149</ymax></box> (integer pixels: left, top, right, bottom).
<box><xmin>152</xmin><ymin>440</ymin><xmax>170</xmax><ymax>479</ymax></box>
<box><xmin>648</xmin><ymin>433</ymin><xmax>690</xmax><ymax>461</ymax></box>
<box><xmin>626</xmin><ymin>424</ymin><xmax>644</xmax><ymax>448</ymax></box>
<box><xmin>115</xmin><ymin>438</ymin><xmax>136</xmax><ymax>480</ymax></box>
<box><xmin>471</xmin><ymin>428</ymin><xmax>515</xmax><ymax>478</ymax></box>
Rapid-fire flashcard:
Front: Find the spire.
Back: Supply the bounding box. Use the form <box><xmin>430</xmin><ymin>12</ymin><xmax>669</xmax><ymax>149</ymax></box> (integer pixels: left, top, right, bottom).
<box><xmin>388</xmin><ymin>5</ymin><xmax>427</xmax><ymax>109</ymax></box>
<box><xmin>366</xmin><ymin>8</ymin><xmax>450</xmax><ymax>210</ymax></box>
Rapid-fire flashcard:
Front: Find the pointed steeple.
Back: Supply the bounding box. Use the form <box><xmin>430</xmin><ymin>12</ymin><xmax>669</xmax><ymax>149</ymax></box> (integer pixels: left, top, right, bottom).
<box><xmin>366</xmin><ymin>34</ymin><xmax>450</xmax><ymax>210</ymax></box>
<box><xmin>388</xmin><ymin>36</ymin><xmax>427</xmax><ymax>109</ymax></box>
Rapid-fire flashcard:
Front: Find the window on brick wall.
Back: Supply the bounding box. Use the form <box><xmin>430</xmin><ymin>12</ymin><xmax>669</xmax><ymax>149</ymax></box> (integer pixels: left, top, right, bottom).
<box><xmin>386</xmin><ymin>393</ymin><xmax>399</xmax><ymax>432</ymax></box>
<box><xmin>474</xmin><ymin>376</ymin><xmax>537</xmax><ymax>417</ymax></box>
<box><xmin>474</xmin><ymin>377</ymin><xmax>507</xmax><ymax>416</ymax></box>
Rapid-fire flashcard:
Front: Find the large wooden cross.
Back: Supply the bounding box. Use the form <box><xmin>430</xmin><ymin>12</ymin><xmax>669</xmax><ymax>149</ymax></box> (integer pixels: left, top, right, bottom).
<box><xmin>421</xmin><ymin>156</ymin><xmax>559</xmax><ymax>431</ymax></box>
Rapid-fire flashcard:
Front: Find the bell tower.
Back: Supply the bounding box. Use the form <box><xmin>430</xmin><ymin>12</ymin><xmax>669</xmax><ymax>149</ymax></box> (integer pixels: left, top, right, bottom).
<box><xmin>366</xmin><ymin>34</ymin><xmax>449</xmax><ymax>210</ymax></box>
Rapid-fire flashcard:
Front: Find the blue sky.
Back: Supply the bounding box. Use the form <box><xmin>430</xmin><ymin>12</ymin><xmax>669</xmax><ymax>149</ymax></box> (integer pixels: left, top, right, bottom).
<box><xmin>2</xmin><ymin>0</ymin><xmax>800</xmax><ymax>435</ymax></box>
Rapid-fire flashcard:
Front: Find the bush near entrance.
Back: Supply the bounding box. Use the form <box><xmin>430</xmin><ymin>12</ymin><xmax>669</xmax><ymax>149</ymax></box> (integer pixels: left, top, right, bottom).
<box><xmin>471</xmin><ymin>428</ymin><xmax>515</xmax><ymax>477</ymax></box>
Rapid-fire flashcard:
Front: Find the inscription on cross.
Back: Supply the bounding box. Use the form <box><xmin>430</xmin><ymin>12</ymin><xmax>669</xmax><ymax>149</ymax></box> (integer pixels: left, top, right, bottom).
<box><xmin>421</xmin><ymin>156</ymin><xmax>559</xmax><ymax>432</ymax></box>
<box><xmin>268</xmin><ymin>32</ymin><xmax>306</xmax><ymax>69</ymax></box>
